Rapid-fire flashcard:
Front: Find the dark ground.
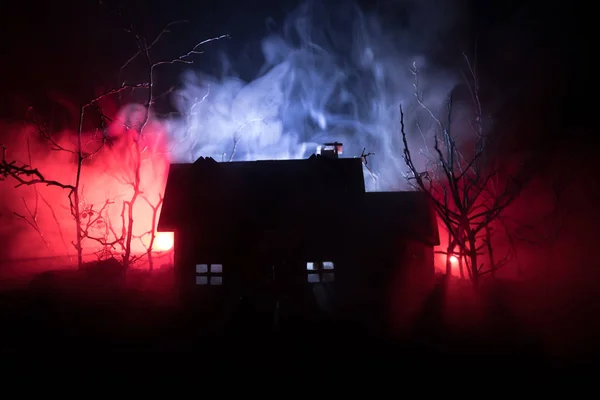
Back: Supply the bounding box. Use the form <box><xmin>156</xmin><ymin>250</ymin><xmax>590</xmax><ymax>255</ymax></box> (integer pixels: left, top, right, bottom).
<box><xmin>0</xmin><ymin>262</ymin><xmax>598</xmax><ymax>378</ymax></box>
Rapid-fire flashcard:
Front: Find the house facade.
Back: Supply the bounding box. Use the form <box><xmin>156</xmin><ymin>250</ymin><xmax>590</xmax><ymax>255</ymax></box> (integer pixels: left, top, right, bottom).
<box><xmin>157</xmin><ymin>146</ymin><xmax>439</xmax><ymax>331</ymax></box>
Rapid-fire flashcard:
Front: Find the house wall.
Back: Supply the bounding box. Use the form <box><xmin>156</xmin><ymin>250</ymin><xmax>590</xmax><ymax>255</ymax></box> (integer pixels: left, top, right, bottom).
<box><xmin>160</xmin><ymin>158</ymin><xmax>439</xmax><ymax>335</ymax></box>
<box><xmin>173</xmin><ymin>225</ymin><xmax>435</xmax><ymax>336</ymax></box>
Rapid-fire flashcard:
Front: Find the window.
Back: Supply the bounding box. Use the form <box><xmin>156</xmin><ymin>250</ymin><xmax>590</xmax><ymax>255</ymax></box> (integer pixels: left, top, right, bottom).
<box><xmin>195</xmin><ymin>263</ymin><xmax>223</xmax><ymax>285</ymax></box>
<box><xmin>306</xmin><ymin>261</ymin><xmax>335</xmax><ymax>283</ymax></box>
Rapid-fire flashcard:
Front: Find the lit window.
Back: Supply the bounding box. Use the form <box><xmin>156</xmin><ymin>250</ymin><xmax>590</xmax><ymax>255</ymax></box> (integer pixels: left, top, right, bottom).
<box><xmin>196</xmin><ymin>264</ymin><xmax>208</xmax><ymax>274</ymax></box>
<box><xmin>306</xmin><ymin>261</ymin><xmax>335</xmax><ymax>283</ymax></box>
<box><xmin>196</xmin><ymin>276</ymin><xmax>208</xmax><ymax>285</ymax></box>
<box><xmin>195</xmin><ymin>263</ymin><xmax>223</xmax><ymax>285</ymax></box>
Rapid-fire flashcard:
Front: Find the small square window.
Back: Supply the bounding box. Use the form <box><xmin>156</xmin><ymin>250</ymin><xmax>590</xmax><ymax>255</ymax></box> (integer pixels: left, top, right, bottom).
<box><xmin>322</xmin><ymin>272</ymin><xmax>335</xmax><ymax>282</ymax></box>
<box><xmin>195</xmin><ymin>263</ymin><xmax>223</xmax><ymax>286</ymax></box>
<box><xmin>196</xmin><ymin>264</ymin><xmax>208</xmax><ymax>274</ymax></box>
<box><xmin>196</xmin><ymin>276</ymin><xmax>208</xmax><ymax>285</ymax></box>
<box><xmin>306</xmin><ymin>261</ymin><xmax>335</xmax><ymax>283</ymax></box>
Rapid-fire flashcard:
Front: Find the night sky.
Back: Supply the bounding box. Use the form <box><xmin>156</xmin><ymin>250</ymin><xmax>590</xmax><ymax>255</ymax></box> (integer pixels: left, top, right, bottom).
<box><xmin>0</xmin><ymin>0</ymin><xmax>593</xmax><ymax>184</ymax></box>
<box><xmin>0</xmin><ymin>1</ymin><xmax>590</xmax><ymax>120</ymax></box>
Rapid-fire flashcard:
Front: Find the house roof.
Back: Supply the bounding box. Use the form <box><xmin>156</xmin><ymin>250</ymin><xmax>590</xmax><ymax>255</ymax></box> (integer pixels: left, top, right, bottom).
<box><xmin>158</xmin><ymin>155</ymin><xmax>364</xmax><ymax>231</ymax></box>
<box><xmin>157</xmin><ymin>156</ymin><xmax>439</xmax><ymax>246</ymax></box>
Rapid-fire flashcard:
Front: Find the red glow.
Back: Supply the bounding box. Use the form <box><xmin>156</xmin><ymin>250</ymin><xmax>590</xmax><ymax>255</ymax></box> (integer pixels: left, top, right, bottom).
<box><xmin>153</xmin><ymin>232</ymin><xmax>174</xmax><ymax>252</ymax></box>
<box><xmin>0</xmin><ymin>99</ymin><xmax>172</xmax><ymax>269</ymax></box>
<box><xmin>450</xmin><ymin>255</ymin><xmax>458</xmax><ymax>264</ymax></box>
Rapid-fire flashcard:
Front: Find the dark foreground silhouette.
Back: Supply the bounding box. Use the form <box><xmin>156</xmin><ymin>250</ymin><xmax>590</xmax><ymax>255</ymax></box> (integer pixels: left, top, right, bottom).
<box><xmin>0</xmin><ymin>260</ymin><xmax>598</xmax><ymax>374</ymax></box>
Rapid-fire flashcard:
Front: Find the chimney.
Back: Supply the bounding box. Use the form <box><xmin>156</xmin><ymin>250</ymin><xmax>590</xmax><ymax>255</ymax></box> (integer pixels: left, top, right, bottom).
<box><xmin>316</xmin><ymin>142</ymin><xmax>343</xmax><ymax>159</ymax></box>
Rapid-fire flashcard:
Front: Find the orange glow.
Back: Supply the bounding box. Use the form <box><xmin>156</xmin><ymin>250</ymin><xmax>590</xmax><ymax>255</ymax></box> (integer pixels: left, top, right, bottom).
<box><xmin>153</xmin><ymin>232</ymin><xmax>174</xmax><ymax>252</ymax></box>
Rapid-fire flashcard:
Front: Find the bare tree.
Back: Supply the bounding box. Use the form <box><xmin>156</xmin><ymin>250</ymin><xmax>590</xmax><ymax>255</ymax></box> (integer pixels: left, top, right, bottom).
<box><xmin>2</xmin><ymin>16</ymin><xmax>227</xmax><ymax>270</ymax></box>
<box><xmin>87</xmin><ymin>21</ymin><xmax>228</xmax><ymax>268</ymax></box>
<box><xmin>1</xmin><ymin>84</ymin><xmax>151</xmax><ymax>268</ymax></box>
<box><xmin>139</xmin><ymin>194</ymin><xmax>164</xmax><ymax>271</ymax></box>
<box><xmin>9</xmin><ymin>138</ymin><xmax>71</xmax><ymax>260</ymax></box>
<box><xmin>401</xmin><ymin>55</ymin><xmax>531</xmax><ymax>284</ymax></box>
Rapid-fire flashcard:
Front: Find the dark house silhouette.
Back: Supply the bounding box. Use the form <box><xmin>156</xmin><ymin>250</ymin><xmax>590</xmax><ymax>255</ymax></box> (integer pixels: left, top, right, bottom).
<box><xmin>158</xmin><ymin>144</ymin><xmax>439</xmax><ymax>331</ymax></box>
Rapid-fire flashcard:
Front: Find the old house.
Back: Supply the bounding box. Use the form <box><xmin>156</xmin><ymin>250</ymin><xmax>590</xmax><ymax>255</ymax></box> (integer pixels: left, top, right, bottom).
<box><xmin>157</xmin><ymin>143</ymin><xmax>439</xmax><ymax>331</ymax></box>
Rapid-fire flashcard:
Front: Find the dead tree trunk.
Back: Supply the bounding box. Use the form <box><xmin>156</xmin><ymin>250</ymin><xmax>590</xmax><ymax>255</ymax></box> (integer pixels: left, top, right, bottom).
<box><xmin>484</xmin><ymin>224</ymin><xmax>496</xmax><ymax>279</ymax></box>
<box><xmin>467</xmin><ymin>230</ymin><xmax>478</xmax><ymax>285</ymax></box>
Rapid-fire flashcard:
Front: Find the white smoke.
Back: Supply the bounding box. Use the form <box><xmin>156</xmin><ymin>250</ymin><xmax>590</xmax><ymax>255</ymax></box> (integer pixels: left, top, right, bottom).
<box><xmin>164</xmin><ymin>0</ymin><xmax>462</xmax><ymax>191</ymax></box>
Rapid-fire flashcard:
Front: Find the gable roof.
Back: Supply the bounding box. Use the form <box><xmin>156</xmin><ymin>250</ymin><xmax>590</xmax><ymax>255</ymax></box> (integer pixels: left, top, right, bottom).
<box><xmin>158</xmin><ymin>156</ymin><xmax>364</xmax><ymax>231</ymax></box>
<box><xmin>158</xmin><ymin>156</ymin><xmax>439</xmax><ymax>246</ymax></box>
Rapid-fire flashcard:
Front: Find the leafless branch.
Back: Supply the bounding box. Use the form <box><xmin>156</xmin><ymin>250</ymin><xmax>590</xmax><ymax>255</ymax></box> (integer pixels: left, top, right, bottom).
<box><xmin>401</xmin><ymin>54</ymin><xmax>531</xmax><ymax>283</ymax></box>
<box><xmin>228</xmin><ymin>118</ymin><xmax>267</xmax><ymax>161</ymax></box>
<box><xmin>1</xmin><ymin>145</ymin><xmax>76</xmax><ymax>190</ymax></box>
<box><xmin>119</xmin><ymin>20</ymin><xmax>190</xmax><ymax>77</ymax></box>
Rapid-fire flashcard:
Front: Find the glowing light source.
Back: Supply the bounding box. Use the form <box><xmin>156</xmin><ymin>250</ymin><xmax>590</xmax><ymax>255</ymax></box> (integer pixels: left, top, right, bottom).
<box><xmin>153</xmin><ymin>232</ymin><xmax>174</xmax><ymax>252</ymax></box>
<box><xmin>450</xmin><ymin>255</ymin><xmax>458</xmax><ymax>264</ymax></box>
